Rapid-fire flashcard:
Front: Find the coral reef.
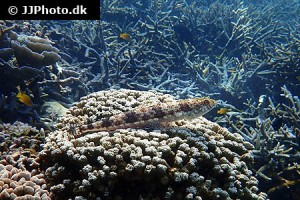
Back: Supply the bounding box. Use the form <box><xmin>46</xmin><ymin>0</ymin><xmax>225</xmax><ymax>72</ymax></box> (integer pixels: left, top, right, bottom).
<box><xmin>0</xmin><ymin>0</ymin><xmax>299</xmax><ymax>198</ymax></box>
<box><xmin>0</xmin><ymin>21</ymin><xmax>83</xmax><ymax>127</ymax></box>
<box><xmin>216</xmin><ymin>85</ymin><xmax>300</xmax><ymax>199</ymax></box>
<box><xmin>0</xmin><ymin>121</ymin><xmax>44</xmax><ymax>161</ymax></box>
<box><xmin>10</xmin><ymin>39</ymin><xmax>60</xmax><ymax>68</ymax></box>
<box><xmin>40</xmin><ymin>89</ymin><xmax>267</xmax><ymax>199</ymax></box>
<box><xmin>1</xmin><ymin>24</ymin><xmax>61</xmax><ymax>68</ymax></box>
<box><xmin>0</xmin><ymin>121</ymin><xmax>51</xmax><ymax>199</ymax></box>
<box><xmin>0</xmin><ymin>164</ymin><xmax>50</xmax><ymax>200</ymax></box>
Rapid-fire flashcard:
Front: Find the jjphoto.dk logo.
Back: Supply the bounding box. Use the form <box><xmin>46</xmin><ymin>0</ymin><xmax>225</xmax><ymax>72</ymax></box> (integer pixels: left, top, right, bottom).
<box><xmin>8</xmin><ymin>5</ymin><xmax>87</xmax><ymax>15</ymax></box>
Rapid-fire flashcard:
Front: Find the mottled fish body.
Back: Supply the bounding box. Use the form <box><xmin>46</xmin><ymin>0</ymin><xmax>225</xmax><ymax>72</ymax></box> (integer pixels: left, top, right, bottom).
<box><xmin>78</xmin><ymin>97</ymin><xmax>216</xmax><ymax>136</ymax></box>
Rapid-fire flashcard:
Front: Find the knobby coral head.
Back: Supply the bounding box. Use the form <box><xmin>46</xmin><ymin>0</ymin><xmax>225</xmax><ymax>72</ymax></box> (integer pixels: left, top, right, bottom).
<box><xmin>40</xmin><ymin>89</ymin><xmax>267</xmax><ymax>200</ymax></box>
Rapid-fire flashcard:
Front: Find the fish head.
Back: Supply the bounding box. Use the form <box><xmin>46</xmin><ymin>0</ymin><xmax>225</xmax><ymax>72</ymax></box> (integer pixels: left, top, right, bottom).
<box><xmin>189</xmin><ymin>97</ymin><xmax>217</xmax><ymax>116</ymax></box>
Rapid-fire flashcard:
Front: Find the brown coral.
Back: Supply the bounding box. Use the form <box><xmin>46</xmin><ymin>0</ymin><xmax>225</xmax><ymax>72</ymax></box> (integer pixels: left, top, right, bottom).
<box><xmin>0</xmin><ymin>122</ymin><xmax>51</xmax><ymax>199</ymax></box>
<box><xmin>0</xmin><ymin>163</ymin><xmax>51</xmax><ymax>200</ymax></box>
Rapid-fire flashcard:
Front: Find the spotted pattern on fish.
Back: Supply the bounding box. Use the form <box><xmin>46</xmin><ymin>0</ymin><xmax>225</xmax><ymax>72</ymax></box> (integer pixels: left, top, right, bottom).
<box><xmin>78</xmin><ymin>97</ymin><xmax>216</xmax><ymax>136</ymax></box>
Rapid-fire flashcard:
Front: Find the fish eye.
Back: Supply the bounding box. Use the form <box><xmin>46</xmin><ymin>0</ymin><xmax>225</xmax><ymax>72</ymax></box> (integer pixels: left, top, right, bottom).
<box><xmin>204</xmin><ymin>99</ymin><xmax>210</xmax><ymax>105</ymax></box>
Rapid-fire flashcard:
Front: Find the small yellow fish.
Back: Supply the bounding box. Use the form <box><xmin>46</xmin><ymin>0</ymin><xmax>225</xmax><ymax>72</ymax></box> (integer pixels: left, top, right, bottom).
<box><xmin>17</xmin><ymin>92</ymin><xmax>33</xmax><ymax>106</ymax></box>
<box><xmin>217</xmin><ymin>108</ymin><xmax>228</xmax><ymax>115</ymax></box>
<box><xmin>202</xmin><ymin>67</ymin><xmax>209</xmax><ymax>77</ymax></box>
<box><xmin>16</xmin><ymin>86</ymin><xmax>33</xmax><ymax>106</ymax></box>
<box><xmin>119</xmin><ymin>33</ymin><xmax>130</xmax><ymax>40</ymax></box>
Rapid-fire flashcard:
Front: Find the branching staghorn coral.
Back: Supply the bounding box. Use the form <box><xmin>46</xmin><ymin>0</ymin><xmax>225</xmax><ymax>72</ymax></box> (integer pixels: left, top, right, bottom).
<box><xmin>38</xmin><ymin>0</ymin><xmax>299</xmax><ymax>103</ymax></box>
<box><xmin>216</xmin><ymin>85</ymin><xmax>300</xmax><ymax>199</ymax></box>
<box><xmin>2</xmin><ymin>0</ymin><xmax>298</xmax><ymax>104</ymax></box>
